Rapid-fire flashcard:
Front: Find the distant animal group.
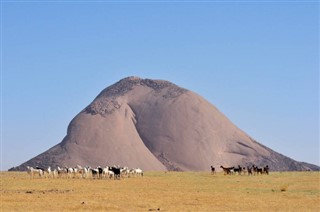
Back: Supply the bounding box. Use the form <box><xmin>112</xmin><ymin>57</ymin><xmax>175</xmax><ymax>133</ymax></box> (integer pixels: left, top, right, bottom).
<box><xmin>210</xmin><ymin>165</ymin><xmax>269</xmax><ymax>175</ymax></box>
<box><xmin>26</xmin><ymin>165</ymin><xmax>143</xmax><ymax>180</ymax></box>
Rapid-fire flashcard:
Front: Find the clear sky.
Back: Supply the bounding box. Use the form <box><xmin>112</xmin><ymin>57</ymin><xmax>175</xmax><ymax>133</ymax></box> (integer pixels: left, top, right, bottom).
<box><xmin>1</xmin><ymin>1</ymin><xmax>319</xmax><ymax>171</ymax></box>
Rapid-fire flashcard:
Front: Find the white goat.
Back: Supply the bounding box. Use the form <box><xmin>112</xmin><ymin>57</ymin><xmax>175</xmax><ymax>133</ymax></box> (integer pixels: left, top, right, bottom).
<box><xmin>102</xmin><ymin>167</ymin><xmax>114</xmax><ymax>179</ymax></box>
<box><xmin>134</xmin><ymin>168</ymin><xmax>143</xmax><ymax>177</ymax></box>
<box><xmin>26</xmin><ymin>166</ymin><xmax>43</xmax><ymax>178</ymax></box>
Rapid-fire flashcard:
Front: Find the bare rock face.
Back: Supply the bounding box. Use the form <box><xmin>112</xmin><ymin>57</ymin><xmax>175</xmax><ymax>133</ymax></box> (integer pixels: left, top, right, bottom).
<box><xmin>11</xmin><ymin>77</ymin><xmax>319</xmax><ymax>171</ymax></box>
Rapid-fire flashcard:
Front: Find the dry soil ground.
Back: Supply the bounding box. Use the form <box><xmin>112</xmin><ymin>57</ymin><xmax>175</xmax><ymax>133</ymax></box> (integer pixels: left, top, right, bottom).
<box><xmin>1</xmin><ymin>171</ymin><xmax>319</xmax><ymax>211</ymax></box>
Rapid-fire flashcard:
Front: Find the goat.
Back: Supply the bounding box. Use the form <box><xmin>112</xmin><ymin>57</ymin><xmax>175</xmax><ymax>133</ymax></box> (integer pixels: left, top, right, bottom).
<box><xmin>129</xmin><ymin>168</ymin><xmax>136</xmax><ymax>177</ymax></box>
<box><xmin>89</xmin><ymin>168</ymin><xmax>99</xmax><ymax>179</ymax></box>
<box><xmin>233</xmin><ymin>165</ymin><xmax>242</xmax><ymax>175</ymax></box>
<box><xmin>26</xmin><ymin>166</ymin><xmax>43</xmax><ymax>178</ymax></box>
<box><xmin>134</xmin><ymin>168</ymin><xmax>143</xmax><ymax>177</ymax></box>
<box><xmin>252</xmin><ymin>165</ymin><xmax>258</xmax><ymax>175</ymax></box>
<box><xmin>52</xmin><ymin>168</ymin><xmax>58</xmax><ymax>178</ymax></box>
<box><xmin>97</xmin><ymin>167</ymin><xmax>104</xmax><ymax>179</ymax></box>
<box><xmin>35</xmin><ymin>166</ymin><xmax>49</xmax><ymax>178</ymax></box>
<box><xmin>257</xmin><ymin>167</ymin><xmax>263</xmax><ymax>175</ymax></box>
<box><xmin>77</xmin><ymin>166</ymin><xmax>88</xmax><ymax>178</ymax></box>
<box><xmin>39</xmin><ymin>166</ymin><xmax>52</xmax><ymax>178</ymax></box>
<box><xmin>210</xmin><ymin>166</ymin><xmax>215</xmax><ymax>174</ymax></box>
<box><xmin>241</xmin><ymin>167</ymin><xmax>247</xmax><ymax>175</ymax></box>
<box><xmin>120</xmin><ymin>167</ymin><xmax>130</xmax><ymax>178</ymax></box>
<box><xmin>57</xmin><ymin>166</ymin><xmax>68</xmax><ymax>178</ymax></box>
<box><xmin>65</xmin><ymin>167</ymin><xmax>75</xmax><ymax>178</ymax></box>
<box><xmin>26</xmin><ymin>164</ymin><xmax>146</xmax><ymax>180</ymax></box>
<box><xmin>110</xmin><ymin>166</ymin><xmax>121</xmax><ymax>180</ymax></box>
<box><xmin>72</xmin><ymin>167</ymin><xmax>79</xmax><ymax>178</ymax></box>
<box><xmin>26</xmin><ymin>166</ymin><xmax>35</xmax><ymax>178</ymax></box>
<box><xmin>247</xmin><ymin>166</ymin><xmax>253</xmax><ymax>176</ymax></box>
<box><xmin>103</xmin><ymin>167</ymin><xmax>114</xmax><ymax>179</ymax></box>
<box><xmin>263</xmin><ymin>165</ymin><xmax>269</xmax><ymax>175</ymax></box>
<box><xmin>220</xmin><ymin>166</ymin><xmax>234</xmax><ymax>175</ymax></box>
<box><xmin>252</xmin><ymin>165</ymin><xmax>263</xmax><ymax>175</ymax></box>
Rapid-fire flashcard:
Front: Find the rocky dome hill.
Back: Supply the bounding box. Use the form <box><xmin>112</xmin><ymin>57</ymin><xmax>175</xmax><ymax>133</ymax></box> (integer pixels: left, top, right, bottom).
<box><xmin>11</xmin><ymin>77</ymin><xmax>319</xmax><ymax>171</ymax></box>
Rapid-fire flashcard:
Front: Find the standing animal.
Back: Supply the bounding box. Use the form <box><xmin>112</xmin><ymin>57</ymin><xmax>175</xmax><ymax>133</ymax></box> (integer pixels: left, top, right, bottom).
<box><xmin>263</xmin><ymin>165</ymin><xmax>269</xmax><ymax>175</ymax></box>
<box><xmin>77</xmin><ymin>166</ymin><xmax>88</xmax><ymax>178</ymax></box>
<box><xmin>110</xmin><ymin>167</ymin><xmax>121</xmax><ymax>180</ymax></box>
<box><xmin>57</xmin><ymin>166</ymin><xmax>67</xmax><ymax>178</ymax></box>
<box><xmin>220</xmin><ymin>166</ymin><xmax>234</xmax><ymax>175</ymax></box>
<box><xmin>44</xmin><ymin>167</ymin><xmax>52</xmax><ymax>178</ymax></box>
<box><xmin>103</xmin><ymin>167</ymin><xmax>114</xmax><ymax>179</ymax></box>
<box><xmin>257</xmin><ymin>167</ymin><xmax>263</xmax><ymax>175</ymax></box>
<box><xmin>233</xmin><ymin>165</ymin><xmax>242</xmax><ymax>175</ymax></box>
<box><xmin>210</xmin><ymin>166</ymin><xmax>215</xmax><ymax>174</ymax></box>
<box><xmin>90</xmin><ymin>168</ymin><xmax>99</xmax><ymax>179</ymax></box>
<box><xmin>120</xmin><ymin>167</ymin><xmax>130</xmax><ymax>178</ymax></box>
<box><xmin>247</xmin><ymin>166</ymin><xmax>253</xmax><ymax>176</ymax></box>
<box><xmin>134</xmin><ymin>168</ymin><xmax>143</xmax><ymax>177</ymax></box>
<box><xmin>26</xmin><ymin>166</ymin><xmax>43</xmax><ymax>178</ymax></box>
<box><xmin>97</xmin><ymin>167</ymin><xmax>104</xmax><ymax>179</ymax></box>
<box><xmin>66</xmin><ymin>167</ymin><xmax>75</xmax><ymax>178</ymax></box>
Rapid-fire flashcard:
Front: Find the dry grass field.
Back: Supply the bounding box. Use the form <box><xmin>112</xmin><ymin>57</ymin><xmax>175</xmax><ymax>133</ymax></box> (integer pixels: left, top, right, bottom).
<box><xmin>1</xmin><ymin>171</ymin><xmax>319</xmax><ymax>211</ymax></box>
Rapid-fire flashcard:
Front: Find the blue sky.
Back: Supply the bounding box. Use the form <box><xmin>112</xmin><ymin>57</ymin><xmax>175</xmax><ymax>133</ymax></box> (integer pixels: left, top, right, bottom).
<box><xmin>1</xmin><ymin>1</ymin><xmax>319</xmax><ymax>170</ymax></box>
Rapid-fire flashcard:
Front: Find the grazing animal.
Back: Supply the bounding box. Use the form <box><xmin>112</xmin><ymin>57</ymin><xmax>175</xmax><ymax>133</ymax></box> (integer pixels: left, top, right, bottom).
<box><xmin>134</xmin><ymin>168</ymin><xmax>143</xmax><ymax>177</ymax></box>
<box><xmin>210</xmin><ymin>166</ymin><xmax>215</xmax><ymax>174</ymax></box>
<box><xmin>103</xmin><ymin>167</ymin><xmax>114</xmax><ymax>179</ymax></box>
<box><xmin>233</xmin><ymin>165</ymin><xmax>242</xmax><ymax>175</ymax></box>
<box><xmin>35</xmin><ymin>166</ymin><xmax>45</xmax><ymax>172</ymax></box>
<box><xmin>26</xmin><ymin>164</ymin><xmax>146</xmax><ymax>180</ymax></box>
<box><xmin>241</xmin><ymin>167</ymin><xmax>247</xmax><ymax>175</ymax></box>
<box><xmin>46</xmin><ymin>167</ymin><xmax>52</xmax><ymax>178</ymax></box>
<box><xmin>27</xmin><ymin>166</ymin><xmax>43</xmax><ymax>178</ymax></box>
<box><xmin>39</xmin><ymin>166</ymin><xmax>52</xmax><ymax>178</ymax></box>
<box><xmin>257</xmin><ymin>167</ymin><xmax>263</xmax><ymax>175</ymax></box>
<box><xmin>220</xmin><ymin>166</ymin><xmax>234</xmax><ymax>175</ymax></box>
<box><xmin>120</xmin><ymin>167</ymin><xmax>130</xmax><ymax>178</ymax></box>
<box><xmin>97</xmin><ymin>167</ymin><xmax>104</xmax><ymax>179</ymax></box>
<box><xmin>247</xmin><ymin>166</ymin><xmax>253</xmax><ymax>176</ymax></box>
<box><xmin>77</xmin><ymin>166</ymin><xmax>88</xmax><ymax>178</ymax></box>
<box><xmin>252</xmin><ymin>165</ymin><xmax>263</xmax><ymax>175</ymax></box>
<box><xmin>66</xmin><ymin>167</ymin><xmax>76</xmax><ymax>178</ymax></box>
<box><xmin>52</xmin><ymin>168</ymin><xmax>58</xmax><ymax>178</ymax></box>
<box><xmin>72</xmin><ymin>167</ymin><xmax>78</xmax><ymax>178</ymax></box>
<box><xmin>107</xmin><ymin>170</ymin><xmax>115</xmax><ymax>179</ymax></box>
<box><xmin>110</xmin><ymin>167</ymin><xmax>121</xmax><ymax>180</ymax></box>
<box><xmin>129</xmin><ymin>168</ymin><xmax>136</xmax><ymax>177</ymax></box>
<box><xmin>35</xmin><ymin>166</ymin><xmax>50</xmax><ymax>178</ymax></box>
<box><xmin>57</xmin><ymin>166</ymin><xmax>67</xmax><ymax>178</ymax></box>
<box><xmin>90</xmin><ymin>168</ymin><xmax>99</xmax><ymax>179</ymax></box>
<box><xmin>252</xmin><ymin>165</ymin><xmax>258</xmax><ymax>175</ymax></box>
<box><xmin>263</xmin><ymin>165</ymin><xmax>269</xmax><ymax>175</ymax></box>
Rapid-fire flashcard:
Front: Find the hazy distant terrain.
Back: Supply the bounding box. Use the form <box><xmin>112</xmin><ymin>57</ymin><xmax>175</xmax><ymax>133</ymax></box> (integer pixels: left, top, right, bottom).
<box><xmin>10</xmin><ymin>77</ymin><xmax>319</xmax><ymax>171</ymax></box>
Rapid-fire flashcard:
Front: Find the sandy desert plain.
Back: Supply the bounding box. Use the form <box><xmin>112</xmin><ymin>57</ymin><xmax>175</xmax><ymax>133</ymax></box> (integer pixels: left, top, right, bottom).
<box><xmin>1</xmin><ymin>171</ymin><xmax>319</xmax><ymax>211</ymax></box>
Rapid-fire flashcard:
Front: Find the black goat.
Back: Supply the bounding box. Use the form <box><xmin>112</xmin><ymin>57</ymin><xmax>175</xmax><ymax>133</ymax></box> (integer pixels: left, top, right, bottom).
<box><xmin>220</xmin><ymin>166</ymin><xmax>234</xmax><ymax>175</ymax></box>
<box><xmin>247</xmin><ymin>166</ymin><xmax>253</xmax><ymax>176</ymax></box>
<box><xmin>91</xmin><ymin>169</ymin><xmax>98</xmax><ymax>178</ymax></box>
<box><xmin>110</xmin><ymin>167</ymin><xmax>121</xmax><ymax>180</ymax></box>
<box><xmin>210</xmin><ymin>166</ymin><xmax>215</xmax><ymax>174</ymax></box>
<box><xmin>233</xmin><ymin>165</ymin><xmax>242</xmax><ymax>175</ymax></box>
<box><xmin>263</xmin><ymin>165</ymin><xmax>269</xmax><ymax>175</ymax></box>
<box><xmin>98</xmin><ymin>167</ymin><xmax>103</xmax><ymax>179</ymax></box>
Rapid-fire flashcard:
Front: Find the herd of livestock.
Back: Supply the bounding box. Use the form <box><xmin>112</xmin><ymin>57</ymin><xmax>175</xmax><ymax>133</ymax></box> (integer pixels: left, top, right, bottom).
<box><xmin>26</xmin><ymin>165</ymin><xmax>143</xmax><ymax>180</ymax></box>
<box><xmin>211</xmin><ymin>165</ymin><xmax>270</xmax><ymax>175</ymax></box>
<box><xmin>25</xmin><ymin>164</ymin><xmax>270</xmax><ymax>179</ymax></box>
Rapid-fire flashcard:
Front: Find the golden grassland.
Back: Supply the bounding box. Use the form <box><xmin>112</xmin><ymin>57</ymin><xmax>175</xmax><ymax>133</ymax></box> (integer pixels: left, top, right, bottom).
<box><xmin>1</xmin><ymin>171</ymin><xmax>319</xmax><ymax>211</ymax></box>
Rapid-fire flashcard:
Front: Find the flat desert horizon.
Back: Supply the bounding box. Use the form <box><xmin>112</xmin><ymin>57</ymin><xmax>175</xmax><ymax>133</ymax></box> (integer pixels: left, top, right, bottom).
<box><xmin>1</xmin><ymin>171</ymin><xmax>319</xmax><ymax>211</ymax></box>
